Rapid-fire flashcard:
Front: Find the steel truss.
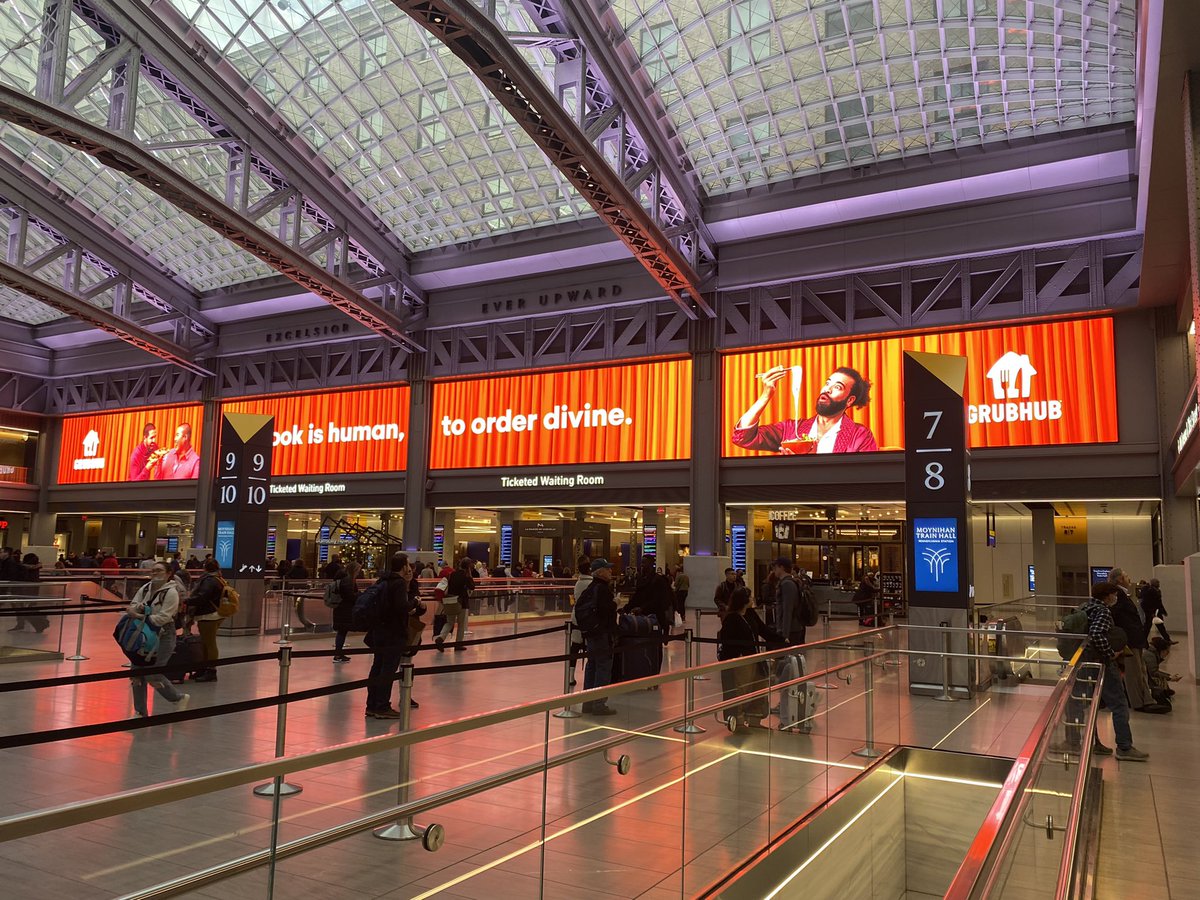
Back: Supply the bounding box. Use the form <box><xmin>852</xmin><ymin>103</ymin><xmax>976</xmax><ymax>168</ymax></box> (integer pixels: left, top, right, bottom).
<box><xmin>0</xmin><ymin>152</ymin><xmax>214</xmax><ymax>343</ymax></box>
<box><xmin>0</xmin><ymin>372</ymin><xmax>49</xmax><ymax>413</ymax></box>
<box><xmin>216</xmin><ymin>339</ymin><xmax>411</xmax><ymax>400</ymax></box>
<box><xmin>512</xmin><ymin>0</ymin><xmax>715</xmax><ymax>275</ymax></box>
<box><xmin>718</xmin><ymin>237</ymin><xmax>1143</xmax><ymax>348</ymax></box>
<box><xmin>390</xmin><ymin>0</ymin><xmax>713</xmax><ymax>318</ymax></box>
<box><xmin>0</xmin><ymin>0</ymin><xmax>425</xmax><ymax>352</ymax></box>
<box><xmin>46</xmin><ymin>365</ymin><xmax>209</xmax><ymax>413</ymax></box>
<box><xmin>427</xmin><ymin>301</ymin><xmax>691</xmax><ymax>377</ymax></box>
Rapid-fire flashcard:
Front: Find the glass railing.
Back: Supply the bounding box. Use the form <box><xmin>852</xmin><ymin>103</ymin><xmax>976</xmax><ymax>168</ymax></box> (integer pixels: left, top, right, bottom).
<box><xmin>0</xmin><ymin>622</ymin><xmax>1099</xmax><ymax>899</ymax></box>
<box><xmin>945</xmin><ymin>657</ymin><xmax>1105</xmax><ymax>899</ymax></box>
<box><xmin>0</xmin><ymin>579</ymin><xmax>74</xmax><ymax>660</ymax></box>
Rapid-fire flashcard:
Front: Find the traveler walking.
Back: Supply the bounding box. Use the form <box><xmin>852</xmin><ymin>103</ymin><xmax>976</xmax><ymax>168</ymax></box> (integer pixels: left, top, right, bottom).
<box><xmin>435</xmin><ymin>558</ymin><xmax>474</xmax><ymax>651</ymax></box>
<box><xmin>127</xmin><ymin>562</ymin><xmax>190</xmax><ymax>717</ymax></box>
<box><xmin>672</xmin><ymin>564</ymin><xmax>690</xmax><ymax>621</ymax></box>
<box><xmin>331</xmin><ymin>560</ymin><xmax>360</xmax><ymax>662</ymax></box>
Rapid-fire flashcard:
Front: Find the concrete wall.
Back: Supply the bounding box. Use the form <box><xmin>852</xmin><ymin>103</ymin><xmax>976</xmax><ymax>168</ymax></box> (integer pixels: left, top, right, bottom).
<box><xmin>1086</xmin><ymin>517</ymin><xmax>1155</xmax><ymax>581</ymax></box>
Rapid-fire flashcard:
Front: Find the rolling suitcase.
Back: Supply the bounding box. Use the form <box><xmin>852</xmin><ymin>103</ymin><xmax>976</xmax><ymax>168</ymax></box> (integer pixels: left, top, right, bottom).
<box><xmin>614</xmin><ymin>614</ymin><xmax>662</xmax><ymax>682</ymax></box>
<box><xmin>720</xmin><ymin>660</ymin><xmax>769</xmax><ymax>729</ymax></box>
<box><xmin>171</xmin><ymin>632</ymin><xmax>206</xmax><ymax>681</ymax></box>
<box><xmin>776</xmin><ymin>653</ymin><xmax>818</xmax><ymax>733</ymax></box>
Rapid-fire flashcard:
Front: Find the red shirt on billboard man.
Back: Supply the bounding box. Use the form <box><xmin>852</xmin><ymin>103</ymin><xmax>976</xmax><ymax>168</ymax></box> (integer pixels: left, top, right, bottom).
<box><xmin>157</xmin><ymin>423</ymin><xmax>200</xmax><ymax>480</ymax></box>
<box><xmin>128</xmin><ymin>422</ymin><xmax>169</xmax><ymax>481</ymax></box>
<box><xmin>732</xmin><ymin>365</ymin><xmax>878</xmax><ymax>454</ymax></box>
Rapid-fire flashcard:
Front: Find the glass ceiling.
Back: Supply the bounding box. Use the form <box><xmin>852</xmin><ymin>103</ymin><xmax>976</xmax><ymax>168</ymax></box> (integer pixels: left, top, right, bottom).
<box><xmin>613</xmin><ymin>0</ymin><xmax>1137</xmax><ymax>193</ymax></box>
<box><xmin>168</xmin><ymin>0</ymin><xmax>596</xmax><ymax>249</ymax></box>
<box><xmin>0</xmin><ymin>0</ymin><xmax>1139</xmax><ymax>329</ymax></box>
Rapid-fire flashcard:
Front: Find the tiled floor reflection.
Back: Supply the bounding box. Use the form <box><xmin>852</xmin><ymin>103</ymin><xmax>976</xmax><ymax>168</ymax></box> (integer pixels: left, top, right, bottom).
<box><xmin>2</xmin><ymin>593</ymin><xmax>1184</xmax><ymax>897</ymax></box>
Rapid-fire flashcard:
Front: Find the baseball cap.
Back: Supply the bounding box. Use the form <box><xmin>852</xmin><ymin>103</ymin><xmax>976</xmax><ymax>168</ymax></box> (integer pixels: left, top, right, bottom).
<box><xmin>590</xmin><ymin>558</ymin><xmax>613</xmax><ymax>573</ymax></box>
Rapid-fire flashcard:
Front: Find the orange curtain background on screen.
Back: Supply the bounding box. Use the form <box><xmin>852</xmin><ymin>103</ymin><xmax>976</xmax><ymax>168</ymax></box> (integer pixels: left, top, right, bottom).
<box><xmin>221</xmin><ymin>385</ymin><xmax>410</xmax><ymax>477</ymax></box>
<box><xmin>57</xmin><ymin>405</ymin><xmax>205</xmax><ymax>485</ymax></box>
<box><xmin>429</xmin><ymin>359</ymin><xmax>691</xmax><ymax>470</ymax></box>
<box><xmin>721</xmin><ymin>317</ymin><xmax>1117</xmax><ymax>457</ymax></box>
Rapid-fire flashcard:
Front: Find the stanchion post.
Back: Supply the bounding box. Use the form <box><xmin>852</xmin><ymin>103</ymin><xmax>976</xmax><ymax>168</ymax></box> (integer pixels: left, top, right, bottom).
<box><xmin>932</xmin><ymin>621</ymin><xmax>959</xmax><ymax>702</ymax></box>
<box><xmin>691</xmin><ymin>610</ymin><xmax>709</xmax><ymax>681</ymax></box>
<box><xmin>253</xmin><ymin>644</ymin><xmax>303</xmax><ymax>796</ymax></box>
<box><xmin>554</xmin><ymin>622</ymin><xmax>582</xmax><ymax>719</ymax></box>
<box><xmin>852</xmin><ymin>642</ymin><xmax>881</xmax><ymax>758</ymax></box>
<box><xmin>374</xmin><ymin>666</ymin><xmax>442</xmax><ymax>846</ymax></box>
<box><xmin>274</xmin><ymin>590</ymin><xmax>291</xmax><ymax>645</ymax></box>
<box><xmin>674</xmin><ymin>629</ymin><xmax>705</xmax><ymax>734</ymax></box>
<box><xmin>66</xmin><ymin>597</ymin><xmax>88</xmax><ymax>661</ymax></box>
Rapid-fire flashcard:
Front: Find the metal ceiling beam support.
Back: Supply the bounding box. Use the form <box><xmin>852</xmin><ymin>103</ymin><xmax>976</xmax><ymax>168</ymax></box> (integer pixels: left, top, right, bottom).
<box><xmin>390</xmin><ymin>0</ymin><xmax>714</xmax><ymax>319</ymax></box>
<box><xmin>0</xmin><ymin>259</ymin><xmax>209</xmax><ymax>376</ymax></box>
<box><xmin>519</xmin><ymin>0</ymin><xmax>716</xmax><ymax>269</ymax></box>
<box><xmin>50</xmin><ymin>0</ymin><xmax>426</xmax><ymax>313</ymax></box>
<box><xmin>0</xmin><ymin>149</ymin><xmax>216</xmax><ymax>339</ymax></box>
<box><xmin>0</xmin><ymin>86</ymin><xmax>424</xmax><ymax>353</ymax></box>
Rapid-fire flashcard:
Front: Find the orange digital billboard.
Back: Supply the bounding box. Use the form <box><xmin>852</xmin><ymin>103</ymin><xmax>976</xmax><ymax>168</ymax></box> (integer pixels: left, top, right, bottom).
<box><xmin>722</xmin><ymin>317</ymin><xmax>1117</xmax><ymax>457</ymax></box>
<box><xmin>57</xmin><ymin>405</ymin><xmax>205</xmax><ymax>485</ymax></box>
<box><xmin>429</xmin><ymin>359</ymin><xmax>691</xmax><ymax>470</ymax></box>
<box><xmin>221</xmin><ymin>384</ymin><xmax>410</xmax><ymax>477</ymax></box>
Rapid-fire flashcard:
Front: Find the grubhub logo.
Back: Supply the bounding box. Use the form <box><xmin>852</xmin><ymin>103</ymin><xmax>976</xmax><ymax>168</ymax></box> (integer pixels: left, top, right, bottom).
<box><xmin>74</xmin><ymin>429</ymin><xmax>106</xmax><ymax>471</ymax></box>
<box><xmin>969</xmin><ymin>350</ymin><xmax>1062</xmax><ymax>425</ymax></box>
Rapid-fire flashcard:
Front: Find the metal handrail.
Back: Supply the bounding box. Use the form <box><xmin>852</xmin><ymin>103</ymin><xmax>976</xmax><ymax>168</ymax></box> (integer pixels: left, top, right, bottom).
<box><xmin>1054</xmin><ymin>665</ymin><xmax>1105</xmax><ymax>899</ymax></box>
<box><xmin>0</xmin><ymin>625</ymin><xmax>897</xmax><ymax>843</ymax></box>
<box><xmin>944</xmin><ymin>658</ymin><xmax>1096</xmax><ymax>898</ymax></box>
<box><xmin>117</xmin><ymin>647</ymin><xmax>896</xmax><ymax>900</ymax></box>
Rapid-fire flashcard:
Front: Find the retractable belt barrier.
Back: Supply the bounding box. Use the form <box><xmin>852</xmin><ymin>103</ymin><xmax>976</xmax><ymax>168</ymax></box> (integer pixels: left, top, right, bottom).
<box><xmin>0</xmin><ymin>626</ymin><xmax>690</xmax><ymax>749</ymax></box>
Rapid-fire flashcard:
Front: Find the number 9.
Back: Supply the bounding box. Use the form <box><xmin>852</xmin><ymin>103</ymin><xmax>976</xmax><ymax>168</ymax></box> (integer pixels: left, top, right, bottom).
<box><xmin>224</xmin><ymin>451</ymin><xmax>236</xmax><ymax>471</ymax></box>
<box><xmin>253</xmin><ymin>453</ymin><xmax>265</xmax><ymax>472</ymax></box>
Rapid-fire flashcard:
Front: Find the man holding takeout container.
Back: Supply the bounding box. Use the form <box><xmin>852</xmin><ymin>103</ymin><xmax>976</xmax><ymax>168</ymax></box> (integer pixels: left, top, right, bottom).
<box><xmin>732</xmin><ymin>364</ymin><xmax>878</xmax><ymax>454</ymax></box>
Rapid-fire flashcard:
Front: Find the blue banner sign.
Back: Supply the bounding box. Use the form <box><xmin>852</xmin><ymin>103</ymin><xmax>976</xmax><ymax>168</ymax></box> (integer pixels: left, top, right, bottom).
<box><xmin>913</xmin><ymin>517</ymin><xmax>958</xmax><ymax>593</ymax></box>
<box><xmin>215</xmin><ymin>521</ymin><xmax>236</xmax><ymax>570</ymax></box>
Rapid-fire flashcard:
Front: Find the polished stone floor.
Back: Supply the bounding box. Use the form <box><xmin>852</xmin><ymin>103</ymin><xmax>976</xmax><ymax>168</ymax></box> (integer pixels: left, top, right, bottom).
<box><xmin>0</xmin><ymin>588</ymin><xmax>1184</xmax><ymax>898</ymax></box>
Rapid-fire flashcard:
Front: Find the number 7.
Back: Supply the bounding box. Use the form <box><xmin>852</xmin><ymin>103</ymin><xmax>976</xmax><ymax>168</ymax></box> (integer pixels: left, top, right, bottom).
<box><xmin>923</xmin><ymin>410</ymin><xmax>942</xmax><ymax>440</ymax></box>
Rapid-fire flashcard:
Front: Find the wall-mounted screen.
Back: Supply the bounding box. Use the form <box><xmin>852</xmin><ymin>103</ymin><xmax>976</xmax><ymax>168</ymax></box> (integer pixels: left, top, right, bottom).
<box><xmin>722</xmin><ymin>317</ymin><xmax>1117</xmax><ymax>457</ymax></box>
<box><xmin>221</xmin><ymin>385</ymin><xmax>409</xmax><ymax>477</ymax></box>
<box><xmin>57</xmin><ymin>404</ymin><xmax>205</xmax><ymax>484</ymax></box>
<box><xmin>429</xmin><ymin>359</ymin><xmax>691</xmax><ymax>470</ymax></box>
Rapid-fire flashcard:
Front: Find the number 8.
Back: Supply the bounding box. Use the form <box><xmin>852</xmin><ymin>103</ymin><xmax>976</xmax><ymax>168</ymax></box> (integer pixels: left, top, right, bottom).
<box><xmin>924</xmin><ymin>462</ymin><xmax>945</xmax><ymax>490</ymax></box>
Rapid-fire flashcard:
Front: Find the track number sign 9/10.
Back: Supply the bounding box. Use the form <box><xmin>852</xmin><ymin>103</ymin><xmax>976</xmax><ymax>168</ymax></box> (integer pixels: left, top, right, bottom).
<box><xmin>213</xmin><ymin>413</ymin><xmax>274</xmax><ymax>576</ymax></box>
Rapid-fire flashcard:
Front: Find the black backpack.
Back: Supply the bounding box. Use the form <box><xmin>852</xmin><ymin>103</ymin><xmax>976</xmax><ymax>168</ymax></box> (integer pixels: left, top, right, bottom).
<box><xmin>574</xmin><ymin>582</ymin><xmax>603</xmax><ymax>635</ymax></box>
<box><xmin>352</xmin><ymin>579</ymin><xmax>389</xmax><ymax>631</ymax></box>
<box><xmin>797</xmin><ymin>580</ymin><xmax>819</xmax><ymax>627</ymax></box>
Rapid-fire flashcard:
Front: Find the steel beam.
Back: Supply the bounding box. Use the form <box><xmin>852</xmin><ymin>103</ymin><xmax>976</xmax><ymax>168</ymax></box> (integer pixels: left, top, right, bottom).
<box><xmin>390</xmin><ymin>0</ymin><xmax>714</xmax><ymax>319</ymax></box>
<box><xmin>0</xmin><ymin>86</ymin><xmax>423</xmax><ymax>353</ymax></box>
<box><xmin>77</xmin><ymin>0</ymin><xmax>424</xmax><ymax>310</ymax></box>
<box><xmin>0</xmin><ymin>259</ymin><xmax>209</xmax><ymax>376</ymax></box>
<box><xmin>0</xmin><ymin>148</ymin><xmax>215</xmax><ymax>339</ymax></box>
<box><xmin>526</xmin><ymin>0</ymin><xmax>715</xmax><ymax>266</ymax></box>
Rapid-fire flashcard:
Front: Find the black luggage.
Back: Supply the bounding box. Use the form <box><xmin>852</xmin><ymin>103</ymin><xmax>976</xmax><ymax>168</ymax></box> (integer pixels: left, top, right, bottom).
<box><xmin>172</xmin><ymin>632</ymin><xmax>206</xmax><ymax>679</ymax></box>
<box><xmin>614</xmin><ymin>613</ymin><xmax>662</xmax><ymax>682</ymax></box>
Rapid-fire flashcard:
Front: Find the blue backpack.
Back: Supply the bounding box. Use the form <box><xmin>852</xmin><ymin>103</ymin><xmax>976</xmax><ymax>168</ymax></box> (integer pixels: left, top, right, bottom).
<box><xmin>113</xmin><ymin>608</ymin><xmax>160</xmax><ymax>664</ymax></box>
<box><xmin>352</xmin><ymin>579</ymin><xmax>389</xmax><ymax>631</ymax></box>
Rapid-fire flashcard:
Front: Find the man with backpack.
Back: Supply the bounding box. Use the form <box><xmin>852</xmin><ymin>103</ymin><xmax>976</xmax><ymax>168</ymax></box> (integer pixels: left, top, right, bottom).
<box><xmin>573</xmin><ymin>558</ymin><xmax>619</xmax><ymax>716</ymax></box>
<box><xmin>358</xmin><ymin>552</ymin><xmax>423</xmax><ymax>719</ymax></box>
<box><xmin>773</xmin><ymin>558</ymin><xmax>816</xmax><ymax>644</ymax></box>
